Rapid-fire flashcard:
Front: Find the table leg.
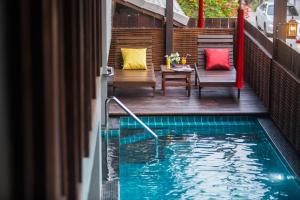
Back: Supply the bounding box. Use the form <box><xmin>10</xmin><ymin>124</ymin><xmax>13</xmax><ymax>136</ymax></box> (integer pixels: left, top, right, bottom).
<box><xmin>162</xmin><ymin>73</ymin><xmax>166</xmax><ymax>96</ymax></box>
<box><xmin>187</xmin><ymin>74</ymin><xmax>191</xmax><ymax>97</ymax></box>
<box><xmin>185</xmin><ymin>77</ymin><xmax>188</xmax><ymax>90</ymax></box>
<box><xmin>161</xmin><ymin>73</ymin><xmax>163</xmax><ymax>90</ymax></box>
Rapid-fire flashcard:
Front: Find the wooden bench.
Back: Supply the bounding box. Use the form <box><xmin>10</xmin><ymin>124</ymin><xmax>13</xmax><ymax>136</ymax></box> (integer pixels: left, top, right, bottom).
<box><xmin>112</xmin><ymin>36</ymin><xmax>156</xmax><ymax>96</ymax></box>
<box><xmin>194</xmin><ymin>34</ymin><xmax>240</xmax><ymax>98</ymax></box>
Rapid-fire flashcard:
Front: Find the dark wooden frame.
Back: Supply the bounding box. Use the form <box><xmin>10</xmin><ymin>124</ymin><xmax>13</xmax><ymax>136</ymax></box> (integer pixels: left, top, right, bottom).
<box><xmin>112</xmin><ymin>36</ymin><xmax>157</xmax><ymax>96</ymax></box>
<box><xmin>161</xmin><ymin>65</ymin><xmax>193</xmax><ymax>96</ymax></box>
<box><xmin>194</xmin><ymin>34</ymin><xmax>240</xmax><ymax>99</ymax></box>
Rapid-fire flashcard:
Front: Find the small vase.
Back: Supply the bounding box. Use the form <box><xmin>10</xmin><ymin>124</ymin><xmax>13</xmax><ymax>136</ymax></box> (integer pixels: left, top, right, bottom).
<box><xmin>181</xmin><ymin>57</ymin><xmax>187</xmax><ymax>65</ymax></box>
<box><xmin>166</xmin><ymin>57</ymin><xmax>171</xmax><ymax>69</ymax></box>
<box><xmin>172</xmin><ymin>63</ymin><xmax>177</xmax><ymax>68</ymax></box>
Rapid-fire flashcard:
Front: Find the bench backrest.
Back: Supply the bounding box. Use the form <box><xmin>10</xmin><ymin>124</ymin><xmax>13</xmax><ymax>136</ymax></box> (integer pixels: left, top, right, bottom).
<box><xmin>197</xmin><ymin>34</ymin><xmax>234</xmax><ymax>69</ymax></box>
<box><xmin>115</xmin><ymin>36</ymin><xmax>153</xmax><ymax>69</ymax></box>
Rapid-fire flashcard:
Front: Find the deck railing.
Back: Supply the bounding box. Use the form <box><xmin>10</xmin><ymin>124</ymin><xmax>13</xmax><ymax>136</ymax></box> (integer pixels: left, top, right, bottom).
<box><xmin>244</xmin><ymin>19</ymin><xmax>300</xmax><ymax>154</ymax></box>
<box><xmin>277</xmin><ymin>40</ymin><xmax>300</xmax><ymax>79</ymax></box>
<box><xmin>244</xmin><ymin>20</ymin><xmax>273</xmax><ymax>55</ymax></box>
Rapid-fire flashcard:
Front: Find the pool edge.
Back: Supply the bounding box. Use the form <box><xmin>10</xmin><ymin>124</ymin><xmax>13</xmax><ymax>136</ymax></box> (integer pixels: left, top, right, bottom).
<box><xmin>258</xmin><ymin>117</ymin><xmax>300</xmax><ymax>181</ymax></box>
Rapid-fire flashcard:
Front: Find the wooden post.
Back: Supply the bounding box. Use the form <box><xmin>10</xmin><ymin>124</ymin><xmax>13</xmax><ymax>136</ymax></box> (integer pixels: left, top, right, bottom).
<box><xmin>166</xmin><ymin>0</ymin><xmax>173</xmax><ymax>55</ymax></box>
<box><xmin>273</xmin><ymin>0</ymin><xmax>287</xmax><ymax>58</ymax></box>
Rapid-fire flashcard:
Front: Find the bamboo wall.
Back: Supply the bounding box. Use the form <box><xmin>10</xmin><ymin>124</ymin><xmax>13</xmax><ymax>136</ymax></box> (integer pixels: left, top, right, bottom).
<box><xmin>108</xmin><ymin>28</ymin><xmax>235</xmax><ymax>70</ymax></box>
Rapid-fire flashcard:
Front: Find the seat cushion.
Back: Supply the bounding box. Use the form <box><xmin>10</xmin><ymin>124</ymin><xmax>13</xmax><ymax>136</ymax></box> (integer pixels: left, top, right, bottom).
<box><xmin>205</xmin><ymin>48</ymin><xmax>231</xmax><ymax>70</ymax></box>
<box><xmin>121</xmin><ymin>48</ymin><xmax>147</xmax><ymax>70</ymax></box>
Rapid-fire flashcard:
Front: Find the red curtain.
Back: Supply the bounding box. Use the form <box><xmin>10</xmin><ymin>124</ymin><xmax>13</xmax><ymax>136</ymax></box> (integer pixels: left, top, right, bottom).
<box><xmin>198</xmin><ymin>0</ymin><xmax>204</xmax><ymax>28</ymax></box>
<box><xmin>236</xmin><ymin>8</ymin><xmax>244</xmax><ymax>89</ymax></box>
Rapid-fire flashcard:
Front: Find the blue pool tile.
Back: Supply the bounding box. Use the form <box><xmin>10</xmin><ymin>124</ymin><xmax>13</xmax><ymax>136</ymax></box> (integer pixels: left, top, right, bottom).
<box><xmin>119</xmin><ymin>116</ymin><xmax>258</xmax><ymax>129</ymax></box>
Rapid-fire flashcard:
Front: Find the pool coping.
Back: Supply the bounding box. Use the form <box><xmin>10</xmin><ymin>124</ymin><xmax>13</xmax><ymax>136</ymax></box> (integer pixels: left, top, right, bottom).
<box><xmin>258</xmin><ymin>117</ymin><xmax>300</xmax><ymax>180</ymax></box>
<box><xmin>110</xmin><ymin>112</ymin><xmax>269</xmax><ymax>117</ymax></box>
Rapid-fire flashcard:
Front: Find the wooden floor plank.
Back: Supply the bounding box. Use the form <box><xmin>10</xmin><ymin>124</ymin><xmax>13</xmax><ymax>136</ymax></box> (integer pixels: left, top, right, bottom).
<box><xmin>108</xmin><ymin>72</ymin><xmax>268</xmax><ymax>116</ymax></box>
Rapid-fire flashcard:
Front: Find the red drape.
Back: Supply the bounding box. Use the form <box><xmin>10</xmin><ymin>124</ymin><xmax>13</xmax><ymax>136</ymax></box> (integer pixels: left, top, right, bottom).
<box><xmin>236</xmin><ymin>8</ymin><xmax>244</xmax><ymax>89</ymax></box>
<box><xmin>198</xmin><ymin>0</ymin><xmax>204</xmax><ymax>28</ymax></box>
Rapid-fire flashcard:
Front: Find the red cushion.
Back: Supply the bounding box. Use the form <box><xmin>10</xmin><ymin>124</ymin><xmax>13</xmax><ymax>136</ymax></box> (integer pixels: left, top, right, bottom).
<box><xmin>205</xmin><ymin>48</ymin><xmax>231</xmax><ymax>70</ymax></box>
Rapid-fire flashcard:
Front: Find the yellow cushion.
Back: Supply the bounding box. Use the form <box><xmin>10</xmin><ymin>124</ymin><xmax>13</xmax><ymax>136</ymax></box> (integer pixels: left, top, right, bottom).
<box><xmin>121</xmin><ymin>48</ymin><xmax>147</xmax><ymax>70</ymax></box>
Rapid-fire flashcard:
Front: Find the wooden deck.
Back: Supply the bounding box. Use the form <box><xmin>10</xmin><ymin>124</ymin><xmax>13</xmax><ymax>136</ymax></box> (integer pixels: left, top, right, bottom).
<box><xmin>108</xmin><ymin>71</ymin><xmax>268</xmax><ymax>116</ymax></box>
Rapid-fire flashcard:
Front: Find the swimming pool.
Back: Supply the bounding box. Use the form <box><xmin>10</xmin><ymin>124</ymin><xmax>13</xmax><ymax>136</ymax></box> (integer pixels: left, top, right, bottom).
<box><xmin>105</xmin><ymin>116</ymin><xmax>300</xmax><ymax>199</ymax></box>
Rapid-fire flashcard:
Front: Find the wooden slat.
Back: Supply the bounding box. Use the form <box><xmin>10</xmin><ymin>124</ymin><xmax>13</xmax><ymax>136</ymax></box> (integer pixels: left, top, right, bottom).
<box><xmin>78</xmin><ymin>0</ymin><xmax>85</xmax><ymax>181</ymax></box>
<box><xmin>197</xmin><ymin>44</ymin><xmax>233</xmax><ymax>48</ymax></box>
<box><xmin>198</xmin><ymin>35</ymin><xmax>233</xmax><ymax>39</ymax></box>
<box><xmin>198</xmin><ymin>38</ymin><xmax>233</xmax><ymax>43</ymax></box>
<box><xmin>83</xmin><ymin>0</ymin><xmax>92</xmax><ymax>157</ymax></box>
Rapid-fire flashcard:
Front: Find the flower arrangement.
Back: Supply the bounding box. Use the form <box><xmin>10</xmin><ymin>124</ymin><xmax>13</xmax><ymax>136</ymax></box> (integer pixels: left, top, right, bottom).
<box><xmin>170</xmin><ymin>52</ymin><xmax>181</xmax><ymax>64</ymax></box>
<box><xmin>165</xmin><ymin>53</ymin><xmax>191</xmax><ymax>68</ymax></box>
<box><xmin>165</xmin><ymin>52</ymin><xmax>180</xmax><ymax>68</ymax></box>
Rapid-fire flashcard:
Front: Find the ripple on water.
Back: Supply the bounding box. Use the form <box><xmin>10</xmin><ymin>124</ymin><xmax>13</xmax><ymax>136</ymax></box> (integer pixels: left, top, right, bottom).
<box><xmin>120</xmin><ymin>130</ymin><xmax>300</xmax><ymax>200</ymax></box>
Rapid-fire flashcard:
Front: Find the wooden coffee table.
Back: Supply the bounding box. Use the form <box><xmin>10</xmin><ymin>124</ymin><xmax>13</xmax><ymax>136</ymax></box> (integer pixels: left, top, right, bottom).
<box><xmin>161</xmin><ymin>65</ymin><xmax>194</xmax><ymax>96</ymax></box>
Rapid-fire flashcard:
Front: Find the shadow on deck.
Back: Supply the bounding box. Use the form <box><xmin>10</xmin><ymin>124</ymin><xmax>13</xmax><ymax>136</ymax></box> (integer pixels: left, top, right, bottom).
<box><xmin>108</xmin><ymin>71</ymin><xmax>268</xmax><ymax>116</ymax></box>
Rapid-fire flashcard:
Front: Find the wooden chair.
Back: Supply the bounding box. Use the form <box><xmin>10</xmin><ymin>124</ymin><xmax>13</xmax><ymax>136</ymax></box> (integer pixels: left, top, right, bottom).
<box><xmin>112</xmin><ymin>36</ymin><xmax>156</xmax><ymax>96</ymax></box>
<box><xmin>194</xmin><ymin>34</ymin><xmax>240</xmax><ymax>98</ymax></box>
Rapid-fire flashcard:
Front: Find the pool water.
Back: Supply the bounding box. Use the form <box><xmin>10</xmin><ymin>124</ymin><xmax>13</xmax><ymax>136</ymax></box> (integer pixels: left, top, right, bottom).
<box><xmin>117</xmin><ymin>116</ymin><xmax>300</xmax><ymax>200</ymax></box>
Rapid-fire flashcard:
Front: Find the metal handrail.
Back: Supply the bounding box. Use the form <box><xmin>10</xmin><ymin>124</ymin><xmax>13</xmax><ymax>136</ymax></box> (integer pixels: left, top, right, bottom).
<box><xmin>105</xmin><ymin>96</ymin><xmax>158</xmax><ymax>139</ymax></box>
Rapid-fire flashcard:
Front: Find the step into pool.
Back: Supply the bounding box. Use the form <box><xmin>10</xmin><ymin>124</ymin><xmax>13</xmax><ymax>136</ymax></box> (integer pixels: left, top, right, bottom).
<box><xmin>105</xmin><ymin>116</ymin><xmax>300</xmax><ymax>200</ymax></box>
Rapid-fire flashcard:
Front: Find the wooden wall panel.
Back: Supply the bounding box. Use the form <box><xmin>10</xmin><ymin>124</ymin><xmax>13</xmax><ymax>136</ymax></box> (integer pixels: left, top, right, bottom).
<box><xmin>244</xmin><ymin>32</ymin><xmax>271</xmax><ymax>108</ymax></box>
<box><xmin>244</xmin><ymin>20</ymin><xmax>273</xmax><ymax>55</ymax></box>
<box><xmin>277</xmin><ymin>40</ymin><xmax>300</xmax><ymax>79</ymax></box>
<box><xmin>270</xmin><ymin>61</ymin><xmax>300</xmax><ymax>152</ymax></box>
<box><xmin>173</xmin><ymin>28</ymin><xmax>235</xmax><ymax>66</ymax></box>
<box><xmin>108</xmin><ymin>28</ymin><xmax>234</xmax><ymax>70</ymax></box>
<box><xmin>108</xmin><ymin>28</ymin><xmax>165</xmax><ymax>70</ymax></box>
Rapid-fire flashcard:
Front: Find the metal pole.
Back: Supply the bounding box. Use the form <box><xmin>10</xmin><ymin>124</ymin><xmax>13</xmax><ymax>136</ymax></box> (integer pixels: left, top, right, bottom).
<box><xmin>105</xmin><ymin>96</ymin><xmax>158</xmax><ymax>139</ymax></box>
